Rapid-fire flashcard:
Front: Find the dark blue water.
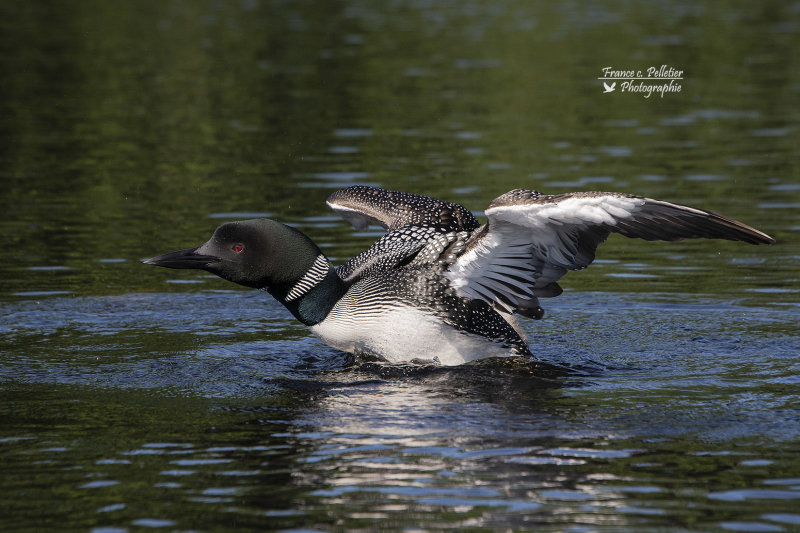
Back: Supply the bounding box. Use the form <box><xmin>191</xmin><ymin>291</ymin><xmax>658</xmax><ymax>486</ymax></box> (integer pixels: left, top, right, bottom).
<box><xmin>2</xmin><ymin>288</ymin><xmax>799</xmax><ymax>530</ymax></box>
<box><xmin>1</xmin><ymin>1</ymin><xmax>799</xmax><ymax>531</ymax></box>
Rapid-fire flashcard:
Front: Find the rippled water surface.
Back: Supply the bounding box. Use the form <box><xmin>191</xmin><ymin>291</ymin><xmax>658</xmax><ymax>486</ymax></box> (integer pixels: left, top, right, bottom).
<box><xmin>1</xmin><ymin>1</ymin><xmax>799</xmax><ymax>531</ymax></box>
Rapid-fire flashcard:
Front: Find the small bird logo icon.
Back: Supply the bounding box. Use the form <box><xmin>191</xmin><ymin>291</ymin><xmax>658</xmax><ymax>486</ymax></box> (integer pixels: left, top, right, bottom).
<box><xmin>603</xmin><ymin>82</ymin><xmax>616</xmax><ymax>93</ymax></box>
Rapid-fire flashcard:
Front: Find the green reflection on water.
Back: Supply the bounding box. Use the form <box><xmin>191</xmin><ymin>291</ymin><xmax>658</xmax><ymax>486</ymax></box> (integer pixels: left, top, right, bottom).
<box><xmin>1</xmin><ymin>0</ymin><xmax>795</xmax><ymax>303</ymax></box>
<box><xmin>0</xmin><ymin>383</ymin><xmax>326</xmax><ymax>531</ymax></box>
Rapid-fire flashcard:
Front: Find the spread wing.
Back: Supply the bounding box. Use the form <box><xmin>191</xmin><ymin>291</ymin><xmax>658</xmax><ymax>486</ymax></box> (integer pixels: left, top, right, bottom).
<box><xmin>445</xmin><ymin>189</ymin><xmax>774</xmax><ymax>317</ymax></box>
<box><xmin>327</xmin><ymin>186</ymin><xmax>480</xmax><ymax>232</ymax></box>
<box><xmin>335</xmin><ymin>226</ymin><xmax>443</xmax><ymax>282</ymax></box>
<box><xmin>327</xmin><ymin>186</ymin><xmax>482</xmax><ymax>283</ymax></box>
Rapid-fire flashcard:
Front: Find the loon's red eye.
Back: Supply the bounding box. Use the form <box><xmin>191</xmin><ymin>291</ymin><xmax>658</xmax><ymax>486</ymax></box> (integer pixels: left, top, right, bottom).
<box><xmin>232</xmin><ymin>243</ymin><xmax>244</xmax><ymax>253</ymax></box>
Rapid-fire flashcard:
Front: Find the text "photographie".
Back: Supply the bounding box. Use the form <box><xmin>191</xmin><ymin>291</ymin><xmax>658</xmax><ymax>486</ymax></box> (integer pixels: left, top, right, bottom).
<box><xmin>598</xmin><ymin>65</ymin><xmax>683</xmax><ymax>98</ymax></box>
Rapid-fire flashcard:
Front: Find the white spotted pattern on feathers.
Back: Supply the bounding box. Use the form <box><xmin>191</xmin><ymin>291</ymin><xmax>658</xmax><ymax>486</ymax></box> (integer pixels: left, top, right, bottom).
<box><xmin>336</xmin><ymin>226</ymin><xmax>444</xmax><ymax>282</ymax></box>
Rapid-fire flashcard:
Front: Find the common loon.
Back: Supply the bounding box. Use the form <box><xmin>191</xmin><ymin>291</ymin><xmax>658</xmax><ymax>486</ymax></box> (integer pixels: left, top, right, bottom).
<box><xmin>144</xmin><ymin>186</ymin><xmax>774</xmax><ymax>365</ymax></box>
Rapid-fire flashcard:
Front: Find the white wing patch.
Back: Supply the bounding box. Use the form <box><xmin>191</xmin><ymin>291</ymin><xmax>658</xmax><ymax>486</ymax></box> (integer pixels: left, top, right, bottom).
<box><xmin>444</xmin><ymin>189</ymin><xmax>771</xmax><ymax>316</ymax></box>
<box><xmin>485</xmin><ymin>195</ymin><xmax>645</xmax><ymax>229</ymax></box>
<box><xmin>447</xmin><ymin>229</ymin><xmax>539</xmax><ymax>314</ymax></box>
<box><xmin>446</xmin><ymin>194</ymin><xmax>645</xmax><ymax>314</ymax></box>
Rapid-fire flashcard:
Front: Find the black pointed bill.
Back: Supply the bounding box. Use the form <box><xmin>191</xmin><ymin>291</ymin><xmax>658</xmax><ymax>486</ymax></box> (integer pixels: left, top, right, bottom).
<box><xmin>142</xmin><ymin>247</ymin><xmax>221</xmax><ymax>269</ymax></box>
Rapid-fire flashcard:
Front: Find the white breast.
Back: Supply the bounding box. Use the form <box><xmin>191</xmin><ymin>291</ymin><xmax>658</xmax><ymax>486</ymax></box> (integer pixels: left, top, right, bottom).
<box><xmin>310</xmin><ymin>303</ymin><xmax>514</xmax><ymax>366</ymax></box>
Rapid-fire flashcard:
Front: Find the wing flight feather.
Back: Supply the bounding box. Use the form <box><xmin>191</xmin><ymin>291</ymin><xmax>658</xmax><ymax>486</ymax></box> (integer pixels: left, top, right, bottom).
<box><xmin>446</xmin><ymin>189</ymin><xmax>773</xmax><ymax>317</ymax></box>
<box><xmin>327</xmin><ymin>186</ymin><xmax>480</xmax><ymax>232</ymax></box>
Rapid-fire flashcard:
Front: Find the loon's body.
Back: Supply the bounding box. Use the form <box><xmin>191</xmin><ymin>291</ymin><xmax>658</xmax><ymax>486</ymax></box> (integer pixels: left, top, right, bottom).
<box><xmin>311</xmin><ymin>234</ymin><xmax>529</xmax><ymax>365</ymax></box>
<box><xmin>145</xmin><ymin>186</ymin><xmax>773</xmax><ymax>366</ymax></box>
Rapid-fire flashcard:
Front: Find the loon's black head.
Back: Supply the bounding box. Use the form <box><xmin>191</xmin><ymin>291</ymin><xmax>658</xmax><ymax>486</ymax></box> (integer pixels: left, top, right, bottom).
<box><xmin>144</xmin><ymin>219</ymin><xmax>323</xmax><ymax>291</ymax></box>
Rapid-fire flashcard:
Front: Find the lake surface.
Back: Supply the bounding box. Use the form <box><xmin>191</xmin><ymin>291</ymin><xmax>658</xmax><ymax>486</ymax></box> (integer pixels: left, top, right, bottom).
<box><xmin>1</xmin><ymin>1</ymin><xmax>799</xmax><ymax>531</ymax></box>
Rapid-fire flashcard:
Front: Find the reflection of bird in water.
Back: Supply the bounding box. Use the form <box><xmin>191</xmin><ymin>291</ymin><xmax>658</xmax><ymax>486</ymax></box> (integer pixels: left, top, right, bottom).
<box><xmin>145</xmin><ymin>186</ymin><xmax>773</xmax><ymax>366</ymax></box>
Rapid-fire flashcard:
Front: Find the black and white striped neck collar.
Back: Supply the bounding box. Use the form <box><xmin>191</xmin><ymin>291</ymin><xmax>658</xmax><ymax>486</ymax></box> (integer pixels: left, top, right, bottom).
<box><xmin>284</xmin><ymin>254</ymin><xmax>330</xmax><ymax>302</ymax></box>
